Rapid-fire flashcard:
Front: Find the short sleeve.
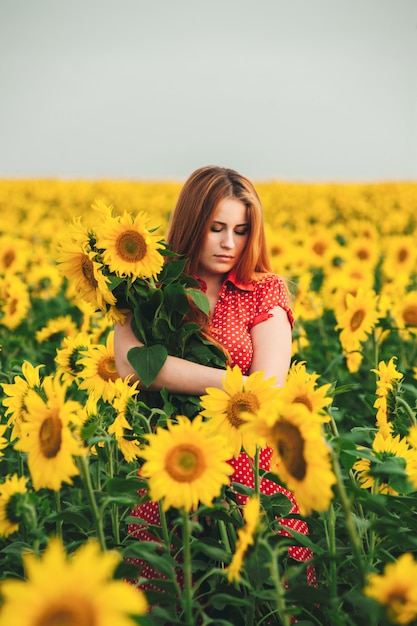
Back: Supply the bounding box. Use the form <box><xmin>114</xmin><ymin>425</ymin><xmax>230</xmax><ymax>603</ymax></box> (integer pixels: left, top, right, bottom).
<box><xmin>249</xmin><ymin>274</ymin><xmax>294</xmax><ymax>330</ymax></box>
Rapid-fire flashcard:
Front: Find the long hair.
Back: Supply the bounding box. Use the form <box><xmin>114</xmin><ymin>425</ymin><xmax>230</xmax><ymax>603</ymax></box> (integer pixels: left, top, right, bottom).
<box><xmin>165</xmin><ymin>166</ymin><xmax>272</xmax><ymax>351</ymax></box>
<box><xmin>166</xmin><ymin>165</ymin><xmax>271</xmax><ymax>282</ymax></box>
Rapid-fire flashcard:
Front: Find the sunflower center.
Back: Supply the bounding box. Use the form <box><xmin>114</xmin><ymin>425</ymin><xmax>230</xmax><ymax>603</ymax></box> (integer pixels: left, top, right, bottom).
<box><xmin>4</xmin><ymin>250</ymin><xmax>15</xmax><ymax>268</ymax></box>
<box><xmin>97</xmin><ymin>356</ymin><xmax>119</xmax><ymax>382</ymax></box>
<box><xmin>227</xmin><ymin>392</ymin><xmax>260</xmax><ymax>428</ymax></box>
<box><xmin>69</xmin><ymin>348</ymin><xmax>86</xmax><ymax>374</ymax></box>
<box><xmin>403</xmin><ymin>305</ymin><xmax>417</xmax><ymax>326</ymax></box>
<box><xmin>34</xmin><ymin>597</ymin><xmax>96</xmax><ymax>626</ymax></box>
<box><xmin>292</xmin><ymin>395</ymin><xmax>313</xmax><ymax>412</ymax></box>
<box><xmin>272</xmin><ymin>421</ymin><xmax>307</xmax><ymax>481</ymax></box>
<box><xmin>312</xmin><ymin>241</ymin><xmax>326</xmax><ymax>256</ymax></box>
<box><xmin>81</xmin><ymin>255</ymin><xmax>98</xmax><ymax>288</ymax></box>
<box><xmin>39</xmin><ymin>414</ymin><xmax>63</xmax><ymax>459</ymax></box>
<box><xmin>117</xmin><ymin>230</ymin><xmax>147</xmax><ymax>262</ymax></box>
<box><xmin>350</xmin><ymin>309</ymin><xmax>366</xmax><ymax>331</ymax></box>
<box><xmin>9</xmin><ymin>298</ymin><xmax>18</xmax><ymax>316</ymax></box>
<box><xmin>165</xmin><ymin>443</ymin><xmax>206</xmax><ymax>482</ymax></box>
<box><xmin>398</xmin><ymin>248</ymin><xmax>408</xmax><ymax>263</ymax></box>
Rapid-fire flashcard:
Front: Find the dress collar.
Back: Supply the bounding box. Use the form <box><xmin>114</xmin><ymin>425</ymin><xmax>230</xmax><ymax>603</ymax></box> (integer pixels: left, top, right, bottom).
<box><xmin>224</xmin><ymin>269</ymin><xmax>255</xmax><ymax>291</ymax></box>
<box><xmin>195</xmin><ymin>270</ymin><xmax>254</xmax><ymax>292</ymax></box>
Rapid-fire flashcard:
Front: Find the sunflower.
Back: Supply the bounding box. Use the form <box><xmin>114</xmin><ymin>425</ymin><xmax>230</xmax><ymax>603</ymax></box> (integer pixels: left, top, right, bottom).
<box><xmin>200</xmin><ymin>365</ymin><xmax>279</xmax><ymax>458</ymax></box>
<box><xmin>0</xmin><ymin>274</ymin><xmax>31</xmax><ymax>330</ymax></box>
<box><xmin>344</xmin><ymin>349</ymin><xmax>364</xmax><ymax>374</ymax></box>
<box><xmin>227</xmin><ymin>495</ymin><xmax>261</xmax><ymax>583</ymax></box>
<box><xmin>95</xmin><ymin>205</ymin><xmax>165</xmax><ymax>280</ymax></box>
<box><xmin>108</xmin><ymin>413</ymin><xmax>141</xmax><ymax>463</ymax></box>
<box><xmin>57</xmin><ymin>240</ymin><xmax>116</xmax><ymax>311</ymax></box>
<box><xmin>292</xmin><ymin>271</ymin><xmax>324</xmax><ymax>323</ymax></box>
<box><xmin>0</xmin><ymin>474</ymin><xmax>27</xmax><ymax>537</ymax></box>
<box><xmin>372</xmin><ymin>358</ymin><xmax>403</xmax><ymax>438</ymax></box>
<box><xmin>373</xmin><ymin>357</ymin><xmax>403</xmax><ymax>397</ymax></box>
<box><xmin>335</xmin><ymin>287</ymin><xmax>381</xmax><ymax>352</ymax></box>
<box><xmin>1</xmin><ymin>361</ymin><xmax>44</xmax><ymax>438</ymax></box>
<box><xmin>407</xmin><ymin>425</ymin><xmax>417</xmax><ymax>450</ymax></box>
<box><xmin>0</xmin><ymin>425</ymin><xmax>8</xmax><ymax>458</ymax></box>
<box><xmin>247</xmin><ymin>401</ymin><xmax>336</xmax><ymax>515</ymax></box>
<box><xmin>304</xmin><ymin>226</ymin><xmax>339</xmax><ymax>269</ymax></box>
<box><xmin>346</xmin><ymin>234</ymin><xmax>381</xmax><ymax>269</ymax></box>
<box><xmin>354</xmin><ymin>431</ymin><xmax>417</xmax><ymax>495</ymax></box>
<box><xmin>140</xmin><ymin>414</ymin><xmax>233</xmax><ymax>511</ymax></box>
<box><xmin>13</xmin><ymin>375</ymin><xmax>84</xmax><ymax>491</ymax></box>
<box><xmin>78</xmin><ymin>331</ymin><xmax>119</xmax><ymax>403</ymax></box>
<box><xmin>279</xmin><ymin>361</ymin><xmax>332</xmax><ymax>422</ymax></box>
<box><xmin>27</xmin><ymin>262</ymin><xmax>63</xmax><ymax>300</ymax></box>
<box><xmin>35</xmin><ymin>315</ymin><xmax>78</xmax><ymax>344</ymax></box>
<box><xmin>381</xmin><ymin>234</ymin><xmax>417</xmax><ymax>282</ymax></box>
<box><xmin>391</xmin><ymin>290</ymin><xmax>417</xmax><ymax>338</ymax></box>
<box><xmin>363</xmin><ymin>553</ymin><xmax>417</xmax><ymax>625</ymax></box>
<box><xmin>0</xmin><ymin>537</ymin><xmax>147</xmax><ymax>626</ymax></box>
<box><xmin>108</xmin><ymin>377</ymin><xmax>141</xmax><ymax>463</ymax></box>
<box><xmin>55</xmin><ymin>332</ymin><xmax>92</xmax><ymax>384</ymax></box>
<box><xmin>0</xmin><ymin>234</ymin><xmax>30</xmax><ymax>274</ymax></box>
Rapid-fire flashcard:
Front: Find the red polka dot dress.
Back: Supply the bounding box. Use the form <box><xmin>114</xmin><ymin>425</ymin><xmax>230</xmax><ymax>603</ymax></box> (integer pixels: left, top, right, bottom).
<box><xmin>209</xmin><ymin>271</ymin><xmax>316</xmax><ymax>586</ymax></box>
<box><xmin>126</xmin><ymin>271</ymin><xmax>316</xmax><ymax>588</ymax></box>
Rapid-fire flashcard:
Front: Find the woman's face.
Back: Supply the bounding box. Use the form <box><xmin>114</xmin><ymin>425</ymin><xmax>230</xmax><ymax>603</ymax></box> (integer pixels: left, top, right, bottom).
<box><xmin>197</xmin><ymin>197</ymin><xmax>249</xmax><ymax>280</ymax></box>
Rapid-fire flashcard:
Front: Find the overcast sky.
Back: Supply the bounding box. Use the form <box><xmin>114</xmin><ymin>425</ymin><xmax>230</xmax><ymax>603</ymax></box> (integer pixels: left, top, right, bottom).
<box><xmin>1</xmin><ymin>0</ymin><xmax>416</xmax><ymax>182</ymax></box>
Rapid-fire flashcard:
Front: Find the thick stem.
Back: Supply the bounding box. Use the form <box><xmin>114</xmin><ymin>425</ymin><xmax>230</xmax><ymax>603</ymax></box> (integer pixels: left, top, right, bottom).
<box><xmin>396</xmin><ymin>396</ymin><xmax>417</xmax><ymax>427</ymax></box>
<box><xmin>181</xmin><ymin>509</ymin><xmax>193</xmax><ymax>625</ymax></box>
<box><xmin>254</xmin><ymin>446</ymin><xmax>260</xmax><ymax>497</ymax></box>
<box><xmin>330</xmin><ymin>449</ymin><xmax>366</xmax><ymax>586</ymax></box>
<box><xmin>106</xmin><ymin>441</ymin><xmax>120</xmax><ymax>545</ymax></box>
<box><xmin>265</xmin><ymin>540</ymin><xmax>291</xmax><ymax>626</ymax></box>
<box><xmin>78</xmin><ymin>453</ymin><xmax>106</xmax><ymax>551</ymax></box>
<box><xmin>54</xmin><ymin>490</ymin><xmax>63</xmax><ymax>540</ymax></box>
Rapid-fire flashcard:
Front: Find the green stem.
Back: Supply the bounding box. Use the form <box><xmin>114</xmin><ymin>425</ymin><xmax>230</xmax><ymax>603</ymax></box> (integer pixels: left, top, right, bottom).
<box><xmin>372</xmin><ymin>328</ymin><xmax>380</xmax><ymax>371</ymax></box>
<box><xmin>106</xmin><ymin>441</ymin><xmax>120</xmax><ymax>545</ymax></box>
<box><xmin>396</xmin><ymin>396</ymin><xmax>417</xmax><ymax>427</ymax></box>
<box><xmin>158</xmin><ymin>501</ymin><xmax>182</xmax><ymax>596</ymax></box>
<box><xmin>327</xmin><ymin>504</ymin><xmax>338</xmax><ymax>601</ymax></box>
<box><xmin>54</xmin><ymin>490</ymin><xmax>62</xmax><ymax>540</ymax></box>
<box><xmin>181</xmin><ymin>509</ymin><xmax>193</xmax><ymax>625</ymax></box>
<box><xmin>78</xmin><ymin>454</ymin><xmax>106</xmax><ymax>551</ymax></box>
<box><xmin>254</xmin><ymin>446</ymin><xmax>260</xmax><ymax>497</ymax></box>
<box><xmin>265</xmin><ymin>541</ymin><xmax>290</xmax><ymax>626</ymax></box>
<box><xmin>158</xmin><ymin>500</ymin><xmax>171</xmax><ymax>550</ymax></box>
<box><xmin>218</xmin><ymin>519</ymin><xmax>232</xmax><ymax>554</ymax></box>
<box><xmin>330</xmin><ymin>449</ymin><xmax>365</xmax><ymax>586</ymax></box>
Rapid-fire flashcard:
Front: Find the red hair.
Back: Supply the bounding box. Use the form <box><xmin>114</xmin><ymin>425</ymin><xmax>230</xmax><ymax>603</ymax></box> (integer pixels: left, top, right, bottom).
<box><xmin>166</xmin><ymin>166</ymin><xmax>271</xmax><ymax>282</ymax></box>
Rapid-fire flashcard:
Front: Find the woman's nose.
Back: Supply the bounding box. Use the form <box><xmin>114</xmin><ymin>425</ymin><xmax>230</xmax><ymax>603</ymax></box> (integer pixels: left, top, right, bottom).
<box><xmin>221</xmin><ymin>229</ymin><xmax>235</xmax><ymax>248</ymax></box>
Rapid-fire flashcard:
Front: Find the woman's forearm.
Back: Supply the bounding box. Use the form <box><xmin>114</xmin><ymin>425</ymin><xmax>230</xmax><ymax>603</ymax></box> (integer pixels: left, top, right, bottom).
<box><xmin>113</xmin><ymin>317</ymin><xmax>227</xmax><ymax>395</ymax></box>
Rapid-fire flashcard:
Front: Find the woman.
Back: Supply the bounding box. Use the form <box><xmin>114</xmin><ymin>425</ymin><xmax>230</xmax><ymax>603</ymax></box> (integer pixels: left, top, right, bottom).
<box><xmin>114</xmin><ymin>165</ymin><xmax>315</xmax><ymax>586</ymax></box>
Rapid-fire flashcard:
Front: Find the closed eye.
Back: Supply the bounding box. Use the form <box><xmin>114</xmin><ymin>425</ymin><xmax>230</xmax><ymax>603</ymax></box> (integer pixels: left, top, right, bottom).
<box><xmin>210</xmin><ymin>223</ymin><xmax>249</xmax><ymax>235</ymax></box>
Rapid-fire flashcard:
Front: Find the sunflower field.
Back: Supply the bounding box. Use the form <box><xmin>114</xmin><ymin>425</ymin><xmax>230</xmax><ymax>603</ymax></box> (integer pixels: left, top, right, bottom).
<box><xmin>1</xmin><ymin>178</ymin><xmax>417</xmax><ymax>626</ymax></box>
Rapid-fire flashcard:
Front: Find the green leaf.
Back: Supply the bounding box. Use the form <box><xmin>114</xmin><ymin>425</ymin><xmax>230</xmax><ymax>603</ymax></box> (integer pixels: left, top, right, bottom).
<box><xmin>128</xmin><ymin>344</ymin><xmax>168</xmax><ymax>387</ymax></box>
<box><xmin>106</xmin><ymin>477</ymin><xmax>145</xmax><ymax>493</ymax></box>
<box><xmin>157</xmin><ymin>258</ymin><xmax>187</xmax><ymax>283</ymax></box>
<box><xmin>51</xmin><ymin>511</ymin><xmax>91</xmax><ymax>531</ymax></box>
<box><xmin>193</xmin><ymin>539</ymin><xmax>230</xmax><ymax>562</ymax></box>
<box><xmin>107</xmin><ymin>274</ymin><xmax>125</xmax><ymax>291</ymax></box>
<box><xmin>163</xmin><ymin>282</ymin><xmax>190</xmax><ymax>315</ymax></box>
<box><xmin>187</xmin><ymin>288</ymin><xmax>210</xmax><ymax>315</ymax></box>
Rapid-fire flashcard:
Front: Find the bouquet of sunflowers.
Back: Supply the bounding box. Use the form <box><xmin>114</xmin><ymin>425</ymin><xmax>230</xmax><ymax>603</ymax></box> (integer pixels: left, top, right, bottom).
<box><xmin>57</xmin><ymin>199</ymin><xmax>227</xmax><ymax>418</ymax></box>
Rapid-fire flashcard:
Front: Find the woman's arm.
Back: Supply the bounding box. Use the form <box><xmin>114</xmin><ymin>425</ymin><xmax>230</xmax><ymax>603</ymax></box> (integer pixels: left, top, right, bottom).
<box><xmin>249</xmin><ymin>306</ymin><xmax>292</xmax><ymax>387</ymax></box>
<box><xmin>114</xmin><ymin>313</ymin><xmax>227</xmax><ymax>395</ymax></box>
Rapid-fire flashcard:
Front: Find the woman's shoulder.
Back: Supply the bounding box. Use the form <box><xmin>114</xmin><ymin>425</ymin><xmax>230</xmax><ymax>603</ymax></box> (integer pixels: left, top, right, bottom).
<box><xmin>251</xmin><ymin>272</ymin><xmax>288</xmax><ymax>290</ymax></box>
